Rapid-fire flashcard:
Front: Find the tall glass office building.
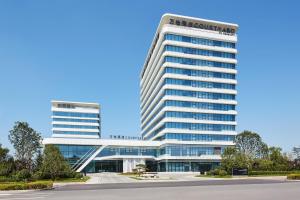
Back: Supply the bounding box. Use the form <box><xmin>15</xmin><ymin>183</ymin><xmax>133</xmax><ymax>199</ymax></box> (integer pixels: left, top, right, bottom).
<box><xmin>43</xmin><ymin>14</ymin><xmax>238</xmax><ymax>173</ymax></box>
<box><xmin>140</xmin><ymin>14</ymin><xmax>238</xmax><ymax>171</ymax></box>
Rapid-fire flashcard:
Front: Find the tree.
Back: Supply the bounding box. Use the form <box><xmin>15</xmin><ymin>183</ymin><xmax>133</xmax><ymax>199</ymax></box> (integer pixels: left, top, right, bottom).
<box><xmin>134</xmin><ymin>164</ymin><xmax>147</xmax><ymax>176</ymax></box>
<box><xmin>40</xmin><ymin>145</ymin><xmax>74</xmax><ymax>180</ymax></box>
<box><xmin>235</xmin><ymin>131</ymin><xmax>265</xmax><ymax>159</ymax></box>
<box><xmin>8</xmin><ymin>121</ymin><xmax>42</xmax><ymax>172</ymax></box>
<box><xmin>0</xmin><ymin>144</ymin><xmax>15</xmax><ymax>176</ymax></box>
<box><xmin>259</xmin><ymin>142</ymin><xmax>269</xmax><ymax>159</ymax></box>
<box><xmin>221</xmin><ymin>147</ymin><xmax>237</xmax><ymax>173</ymax></box>
<box><xmin>252</xmin><ymin>159</ymin><xmax>273</xmax><ymax>171</ymax></box>
<box><xmin>34</xmin><ymin>149</ymin><xmax>43</xmax><ymax>172</ymax></box>
<box><xmin>221</xmin><ymin>147</ymin><xmax>251</xmax><ymax>173</ymax></box>
<box><xmin>268</xmin><ymin>147</ymin><xmax>290</xmax><ymax>171</ymax></box>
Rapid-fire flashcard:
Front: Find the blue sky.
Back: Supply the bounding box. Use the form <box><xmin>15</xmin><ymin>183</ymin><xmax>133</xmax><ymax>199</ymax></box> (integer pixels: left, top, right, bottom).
<box><xmin>0</xmin><ymin>0</ymin><xmax>299</xmax><ymax>152</ymax></box>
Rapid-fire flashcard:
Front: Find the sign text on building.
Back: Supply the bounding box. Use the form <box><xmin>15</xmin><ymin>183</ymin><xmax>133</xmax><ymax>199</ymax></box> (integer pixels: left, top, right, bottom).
<box><xmin>169</xmin><ymin>18</ymin><xmax>235</xmax><ymax>35</ymax></box>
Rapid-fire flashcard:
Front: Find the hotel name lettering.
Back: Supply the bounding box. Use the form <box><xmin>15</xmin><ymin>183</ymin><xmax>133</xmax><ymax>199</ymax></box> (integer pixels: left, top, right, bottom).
<box><xmin>169</xmin><ymin>18</ymin><xmax>235</xmax><ymax>35</ymax></box>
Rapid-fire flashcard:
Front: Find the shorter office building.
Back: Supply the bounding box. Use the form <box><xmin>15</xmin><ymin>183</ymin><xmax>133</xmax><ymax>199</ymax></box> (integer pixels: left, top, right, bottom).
<box><xmin>51</xmin><ymin>100</ymin><xmax>101</xmax><ymax>139</ymax></box>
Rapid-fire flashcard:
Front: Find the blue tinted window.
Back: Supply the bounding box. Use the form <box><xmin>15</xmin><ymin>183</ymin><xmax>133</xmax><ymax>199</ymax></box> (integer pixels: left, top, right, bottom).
<box><xmin>164</xmin><ymin>56</ymin><xmax>235</xmax><ymax>69</ymax></box>
<box><xmin>53</xmin><ymin>118</ymin><xmax>99</xmax><ymax>123</ymax></box>
<box><xmin>165</xmin><ymin>78</ymin><xmax>235</xmax><ymax>90</ymax></box>
<box><xmin>53</xmin><ymin>131</ymin><xmax>99</xmax><ymax>135</ymax></box>
<box><xmin>53</xmin><ymin>111</ymin><xmax>99</xmax><ymax>118</ymax></box>
<box><xmin>165</xmin><ymin>45</ymin><xmax>235</xmax><ymax>59</ymax></box>
<box><xmin>164</xmin><ymin>67</ymin><xmax>236</xmax><ymax>79</ymax></box>
<box><xmin>53</xmin><ymin>124</ymin><xmax>99</xmax><ymax>129</ymax></box>
<box><xmin>164</xmin><ymin>34</ymin><xmax>235</xmax><ymax>48</ymax></box>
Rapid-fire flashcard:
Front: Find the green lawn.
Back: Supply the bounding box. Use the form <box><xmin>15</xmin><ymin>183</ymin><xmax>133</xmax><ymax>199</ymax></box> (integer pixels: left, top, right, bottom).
<box><xmin>120</xmin><ymin>172</ymin><xmax>138</xmax><ymax>176</ymax></box>
<box><xmin>54</xmin><ymin>176</ymin><xmax>90</xmax><ymax>183</ymax></box>
<box><xmin>196</xmin><ymin>175</ymin><xmax>232</xmax><ymax>178</ymax></box>
<box><xmin>248</xmin><ymin>174</ymin><xmax>287</xmax><ymax>177</ymax></box>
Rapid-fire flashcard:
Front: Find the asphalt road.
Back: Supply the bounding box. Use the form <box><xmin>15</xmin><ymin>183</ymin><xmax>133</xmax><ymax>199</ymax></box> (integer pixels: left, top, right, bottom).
<box><xmin>1</xmin><ymin>180</ymin><xmax>300</xmax><ymax>200</ymax></box>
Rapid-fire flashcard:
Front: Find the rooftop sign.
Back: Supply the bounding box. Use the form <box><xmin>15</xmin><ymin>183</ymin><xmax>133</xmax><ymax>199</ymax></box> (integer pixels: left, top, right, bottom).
<box><xmin>169</xmin><ymin>18</ymin><xmax>236</xmax><ymax>35</ymax></box>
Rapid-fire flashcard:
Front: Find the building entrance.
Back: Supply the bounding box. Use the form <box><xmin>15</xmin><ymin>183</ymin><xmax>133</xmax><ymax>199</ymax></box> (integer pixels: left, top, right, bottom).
<box><xmin>94</xmin><ymin>160</ymin><xmax>123</xmax><ymax>172</ymax></box>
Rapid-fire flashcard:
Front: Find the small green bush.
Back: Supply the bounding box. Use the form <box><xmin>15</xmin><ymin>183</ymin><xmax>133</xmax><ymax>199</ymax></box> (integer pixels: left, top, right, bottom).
<box><xmin>74</xmin><ymin>173</ymin><xmax>83</xmax><ymax>179</ymax></box>
<box><xmin>218</xmin><ymin>169</ymin><xmax>228</xmax><ymax>176</ymax></box>
<box><xmin>209</xmin><ymin>169</ymin><xmax>228</xmax><ymax>176</ymax></box>
<box><xmin>287</xmin><ymin>174</ymin><xmax>300</xmax><ymax>180</ymax></box>
<box><xmin>26</xmin><ymin>181</ymin><xmax>53</xmax><ymax>189</ymax></box>
<box><xmin>0</xmin><ymin>181</ymin><xmax>53</xmax><ymax>190</ymax></box>
<box><xmin>15</xmin><ymin>169</ymin><xmax>31</xmax><ymax>181</ymax></box>
<box><xmin>206</xmin><ymin>171</ymin><xmax>212</xmax><ymax>176</ymax></box>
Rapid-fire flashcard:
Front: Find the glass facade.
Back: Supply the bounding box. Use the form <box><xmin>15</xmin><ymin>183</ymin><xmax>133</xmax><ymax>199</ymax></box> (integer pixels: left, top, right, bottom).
<box><xmin>158</xmin><ymin>162</ymin><xmax>219</xmax><ymax>172</ymax></box>
<box><xmin>55</xmin><ymin>145</ymin><xmax>96</xmax><ymax>165</ymax></box>
<box><xmin>165</xmin><ymin>111</ymin><xmax>235</xmax><ymax>121</ymax></box>
<box><xmin>98</xmin><ymin>147</ymin><xmax>157</xmax><ymax>157</ymax></box>
<box><xmin>165</xmin><ymin>100</ymin><xmax>235</xmax><ymax>111</ymax></box>
<box><xmin>164</xmin><ymin>122</ymin><xmax>235</xmax><ymax>131</ymax></box>
<box><xmin>141</xmin><ymin>21</ymin><xmax>237</xmax><ymax>142</ymax></box>
<box><xmin>53</xmin><ymin>131</ymin><xmax>100</xmax><ymax>135</ymax></box>
<box><xmin>162</xmin><ymin>133</ymin><xmax>235</xmax><ymax>141</ymax></box>
<box><xmin>53</xmin><ymin>111</ymin><xmax>99</xmax><ymax>118</ymax></box>
<box><xmin>53</xmin><ymin>118</ymin><xmax>99</xmax><ymax>123</ymax></box>
<box><xmin>53</xmin><ymin>124</ymin><xmax>99</xmax><ymax>129</ymax></box>
<box><xmin>165</xmin><ymin>45</ymin><xmax>235</xmax><ymax>58</ymax></box>
<box><xmin>165</xmin><ymin>89</ymin><xmax>235</xmax><ymax>100</ymax></box>
<box><xmin>160</xmin><ymin>145</ymin><xmax>222</xmax><ymax>156</ymax></box>
<box><xmin>54</xmin><ymin>144</ymin><xmax>224</xmax><ymax>172</ymax></box>
<box><xmin>165</xmin><ymin>56</ymin><xmax>235</xmax><ymax>69</ymax></box>
<box><xmin>165</xmin><ymin>78</ymin><xmax>235</xmax><ymax>90</ymax></box>
<box><xmin>164</xmin><ymin>34</ymin><xmax>236</xmax><ymax>49</ymax></box>
<box><xmin>164</xmin><ymin>67</ymin><xmax>236</xmax><ymax>79</ymax></box>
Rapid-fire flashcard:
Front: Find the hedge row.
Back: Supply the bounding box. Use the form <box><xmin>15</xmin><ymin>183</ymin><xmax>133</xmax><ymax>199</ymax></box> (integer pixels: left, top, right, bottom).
<box><xmin>0</xmin><ymin>176</ymin><xmax>14</xmax><ymax>183</ymax></box>
<box><xmin>249</xmin><ymin>171</ymin><xmax>300</xmax><ymax>176</ymax></box>
<box><xmin>287</xmin><ymin>174</ymin><xmax>300</xmax><ymax>180</ymax></box>
<box><xmin>0</xmin><ymin>181</ymin><xmax>53</xmax><ymax>190</ymax></box>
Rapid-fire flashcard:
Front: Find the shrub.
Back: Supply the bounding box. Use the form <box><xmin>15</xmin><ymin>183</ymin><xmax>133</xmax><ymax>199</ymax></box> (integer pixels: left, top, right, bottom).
<box><xmin>287</xmin><ymin>174</ymin><xmax>300</xmax><ymax>180</ymax></box>
<box><xmin>26</xmin><ymin>181</ymin><xmax>53</xmax><ymax>189</ymax></box>
<box><xmin>15</xmin><ymin>169</ymin><xmax>31</xmax><ymax>181</ymax></box>
<box><xmin>0</xmin><ymin>176</ymin><xmax>15</xmax><ymax>182</ymax></box>
<box><xmin>32</xmin><ymin>171</ymin><xmax>43</xmax><ymax>180</ymax></box>
<box><xmin>218</xmin><ymin>169</ymin><xmax>228</xmax><ymax>176</ymax></box>
<box><xmin>249</xmin><ymin>171</ymin><xmax>300</xmax><ymax>176</ymax></box>
<box><xmin>209</xmin><ymin>169</ymin><xmax>228</xmax><ymax>176</ymax></box>
<box><xmin>0</xmin><ymin>181</ymin><xmax>53</xmax><ymax>190</ymax></box>
<box><xmin>74</xmin><ymin>173</ymin><xmax>83</xmax><ymax>179</ymax></box>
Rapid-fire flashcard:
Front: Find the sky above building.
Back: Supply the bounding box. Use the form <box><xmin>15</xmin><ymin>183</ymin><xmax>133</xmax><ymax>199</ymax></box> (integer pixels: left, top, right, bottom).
<box><xmin>0</xmin><ymin>0</ymin><xmax>299</xmax><ymax>152</ymax></box>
